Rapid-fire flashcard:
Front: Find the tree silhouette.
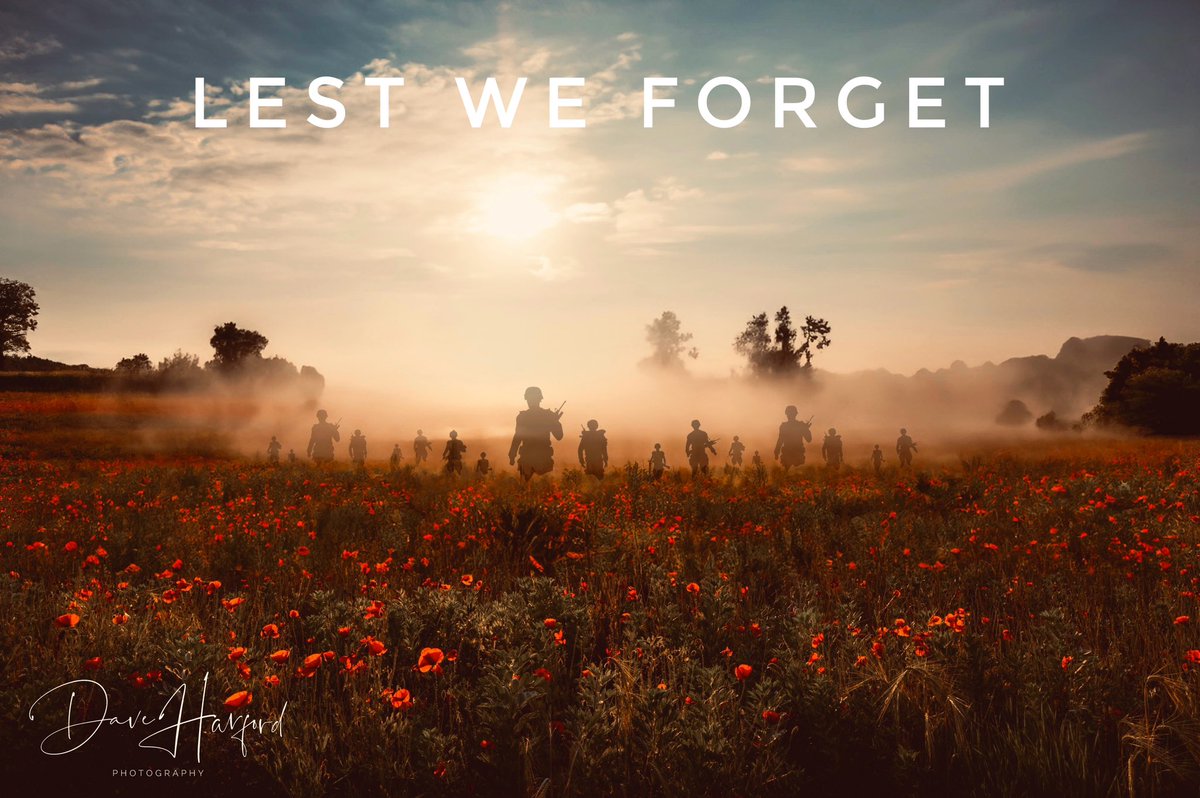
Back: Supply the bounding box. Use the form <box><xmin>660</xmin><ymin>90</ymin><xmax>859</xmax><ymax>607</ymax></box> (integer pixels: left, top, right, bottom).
<box><xmin>115</xmin><ymin>353</ymin><xmax>153</xmax><ymax>374</ymax></box>
<box><xmin>643</xmin><ymin>311</ymin><xmax>699</xmax><ymax>369</ymax></box>
<box><xmin>1085</xmin><ymin>338</ymin><xmax>1200</xmax><ymax>435</ymax></box>
<box><xmin>734</xmin><ymin>306</ymin><xmax>832</xmax><ymax>377</ymax></box>
<box><xmin>208</xmin><ymin>322</ymin><xmax>268</xmax><ymax>372</ymax></box>
<box><xmin>0</xmin><ymin>278</ymin><xmax>39</xmax><ymax>368</ymax></box>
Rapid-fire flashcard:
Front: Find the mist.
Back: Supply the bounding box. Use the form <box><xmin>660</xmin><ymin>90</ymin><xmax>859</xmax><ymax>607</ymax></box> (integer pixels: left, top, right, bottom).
<box><xmin>213</xmin><ymin>335</ymin><xmax>1140</xmax><ymax>469</ymax></box>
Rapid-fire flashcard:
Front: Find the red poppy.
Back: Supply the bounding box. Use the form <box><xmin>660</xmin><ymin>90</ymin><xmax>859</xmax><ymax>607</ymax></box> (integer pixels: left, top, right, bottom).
<box><xmin>269</xmin><ymin>649</ymin><xmax>291</xmax><ymax>663</ymax></box>
<box><xmin>417</xmin><ymin>647</ymin><xmax>445</xmax><ymax>674</ymax></box>
<box><xmin>735</xmin><ymin>664</ymin><xmax>753</xmax><ymax>681</ymax></box>
<box><xmin>54</xmin><ymin>613</ymin><xmax>80</xmax><ymax>628</ymax></box>
<box><xmin>223</xmin><ymin>690</ymin><xmax>252</xmax><ymax>709</ymax></box>
<box><xmin>384</xmin><ymin>687</ymin><xmax>413</xmax><ymax>711</ymax></box>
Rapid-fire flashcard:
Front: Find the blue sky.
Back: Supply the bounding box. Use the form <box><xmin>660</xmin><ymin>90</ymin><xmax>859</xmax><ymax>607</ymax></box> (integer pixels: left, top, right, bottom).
<box><xmin>0</xmin><ymin>0</ymin><xmax>1197</xmax><ymax>399</ymax></box>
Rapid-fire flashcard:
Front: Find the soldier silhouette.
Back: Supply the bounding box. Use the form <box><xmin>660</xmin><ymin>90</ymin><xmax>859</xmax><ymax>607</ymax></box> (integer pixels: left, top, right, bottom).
<box><xmin>475</xmin><ymin>451</ymin><xmax>492</xmax><ymax>476</ymax></box>
<box><xmin>413</xmin><ymin>430</ymin><xmax>432</xmax><ymax>464</ymax></box>
<box><xmin>578</xmin><ymin>419</ymin><xmax>609</xmax><ymax>479</ymax></box>
<box><xmin>508</xmin><ymin>386</ymin><xmax>564</xmax><ymax>481</ymax></box>
<box><xmin>896</xmin><ymin>428</ymin><xmax>918</xmax><ymax>468</ymax></box>
<box><xmin>267</xmin><ymin>435</ymin><xmax>282</xmax><ymax>465</ymax></box>
<box><xmin>751</xmin><ymin>450</ymin><xmax>766</xmax><ymax>480</ymax></box>
<box><xmin>443</xmin><ymin>430</ymin><xmax>466</xmax><ymax>475</ymax></box>
<box><xmin>685</xmin><ymin>419</ymin><xmax>717</xmax><ymax>478</ymax></box>
<box><xmin>871</xmin><ymin>444</ymin><xmax>884</xmax><ymax>476</ymax></box>
<box><xmin>349</xmin><ymin>429</ymin><xmax>367</xmax><ymax>466</ymax></box>
<box><xmin>306</xmin><ymin>410</ymin><xmax>340</xmax><ymax>462</ymax></box>
<box><xmin>821</xmin><ymin>427</ymin><xmax>844</xmax><ymax>469</ymax></box>
<box><xmin>648</xmin><ymin>443</ymin><xmax>668</xmax><ymax>480</ymax></box>
<box><xmin>728</xmin><ymin>436</ymin><xmax>746</xmax><ymax>467</ymax></box>
<box><xmin>389</xmin><ymin>444</ymin><xmax>403</xmax><ymax>471</ymax></box>
<box><xmin>774</xmin><ymin>405</ymin><xmax>812</xmax><ymax>471</ymax></box>
<box><xmin>287</xmin><ymin>448</ymin><xmax>297</xmax><ymax>464</ymax></box>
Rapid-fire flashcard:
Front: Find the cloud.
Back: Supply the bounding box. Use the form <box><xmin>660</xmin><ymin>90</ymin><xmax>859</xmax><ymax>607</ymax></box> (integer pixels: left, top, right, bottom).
<box><xmin>0</xmin><ymin>33</ymin><xmax>62</xmax><ymax>62</ymax></box>
<box><xmin>950</xmin><ymin>132</ymin><xmax>1150</xmax><ymax>192</ymax></box>
<box><xmin>1032</xmin><ymin>242</ymin><xmax>1171</xmax><ymax>274</ymax></box>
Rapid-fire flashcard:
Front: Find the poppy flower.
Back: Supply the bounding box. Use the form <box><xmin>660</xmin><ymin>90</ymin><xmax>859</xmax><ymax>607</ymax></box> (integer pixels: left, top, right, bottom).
<box><xmin>544</xmin><ymin>618</ymin><xmax>557</xmax><ymax>628</ymax></box>
<box><xmin>261</xmin><ymin>623</ymin><xmax>280</xmax><ymax>639</ymax></box>
<box><xmin>83</xmin><ymin>656</ymin><xmax>103</xmax><ymax>670</ymax></box>
<box><xmin>54</xmin><ymin>613</ymin><xmax>80</xmax><ymax>628</ymax></box>
<box><xmin>269</xmin><ymin>649</ymin><xmax>291</xmax><ymax>663</ymax></box>
<box><xmin>1174</xmin><ymin>616</ymin><xmax>1190</xmax><ymax>625</ymax></box>
<box><xmin>384</xmin><ymin>687</ymin><xmax>413</xmax><ymax>711</ymax></box>
<box><xmin>686</xmin><ymin>582</ymin><xmax>700</xmax><ymax>594</ymax></box>
<box><xmin>417</xmin><ymin>647</ymin><xmax>445</xmax><ymax>674</ymax></box>
<box><xmin>762</xmin><ymin>710</ymin><xmax>781</xmax><ymax>724</ymax></box>
<box><xmin>227</xmin><ymin>646</ymin><xmax>247</xmax><ymax>661</ymax></box>
<box><xmin>223</xmin><ymin>690</ymin><xmax>252</xmax><ymax>709</ymax></box>
<box><xmin>735</xmin><ymin>664</ymin><xmax>753</xmax><ymax>681</ymax></box>
<box><xmin>533</xmin><ymin>668</ymin><xmax>552</xmax><ymax>681</ymax></box>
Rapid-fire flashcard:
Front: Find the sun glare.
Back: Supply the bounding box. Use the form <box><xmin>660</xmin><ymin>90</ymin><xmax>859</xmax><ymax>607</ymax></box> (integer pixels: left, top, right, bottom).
<box><xmin>468</xmin><ymin>177</ymin><xmax>560</xmax><ymax>241</ymax></box>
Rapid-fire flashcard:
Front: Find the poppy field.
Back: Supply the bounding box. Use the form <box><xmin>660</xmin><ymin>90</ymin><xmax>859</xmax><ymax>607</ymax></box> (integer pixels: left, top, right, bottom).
<box><xmin>1</xmin><ymin>394</ymin><xmax>1199</xmax><ymax>796</ymax></box>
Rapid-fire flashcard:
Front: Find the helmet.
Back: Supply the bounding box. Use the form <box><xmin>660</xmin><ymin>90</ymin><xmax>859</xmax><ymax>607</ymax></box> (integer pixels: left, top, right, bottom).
<box><xmin>587</xmin><ymin>419</ymin><xmax>599</xmax><ymax>430</ymax></box>
<box><xmin>691</xmin><ymin>419</ymin><xmax>701</xmax><ymax>429</ymax></box>
<box><xmin>316</xmin><ymin>409</ymin><xmax>328</xmax><ymax>421</ymax></box>
<box><xmin>900</xmin><ymin>428</ymin><xmax>907</xmax><ymax>434</ymax></box>
<box><xmin>354</xmin><ymin>429</ymin><xmax>362</xmax><ymax>435</ymax></box>
<box><xmin>449</xmin><ymin>430</ymin><xmax>458</xmax><ymax>438</ymax></box>
<box><xmin>785</xmin><ymin>405</ymin><xmax>798</xmax><ymax>418</ymax></box>
<box><xmin>524</xmin><ymin>386</ymin><xmax>543</xmax><ymax>402</ymax></box>
<box><xmin>828</xmin><ymin>428</ymin><xmax>837</xmax><ymax>435</ymax></box>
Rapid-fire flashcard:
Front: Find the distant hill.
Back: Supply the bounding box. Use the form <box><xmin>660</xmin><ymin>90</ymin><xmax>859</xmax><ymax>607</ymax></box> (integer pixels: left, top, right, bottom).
<box><xmin>915</xmin><ymin>335</ymin><xmax>1151</xmax><ymax>422</ymax></box>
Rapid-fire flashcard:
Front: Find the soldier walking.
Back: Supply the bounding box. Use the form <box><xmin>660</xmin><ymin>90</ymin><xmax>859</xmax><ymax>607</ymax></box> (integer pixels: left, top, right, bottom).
<box><xmin>648</xmin><ymin>444</ymin><xmax>668</xmax><ymax>480</ymax></box>
<box><xmin>578</xmin><ymin>419</ymin><xmax>609</xmax><ymax>479</ymax></box>
<box><xmin>349</xmin><ymin>429</ymin><xmax>367</xmax><ymax>466</ymax></box>
<box><xmin>306</xmin><ymin>410</ymin><xmax>340</xmax><ymax>463</ymax></box>
<box><xmin>774</xmin><ymin>405</ymin><xmax>812</xmax><ymax>472</ymax></box>
<box><xmin>896</xmin><ymin>428</ymin><xmax>918</xmax><ymax>468</ymax></box>
<box><xmin>821</xmin><ymin>427</ymin><xmax>844</xmax><ymax>469</ymax></box>
<box><xmin>267</xmin><ymin>435</ymin><xmax>282</xmax><ymax>465</ymax></box>
<box><xmin>508</xmin><ymin>386</ymin><xmax>564</xmax><ymax>481</ymax></box>
<box><xmin>685</xmin><ymin>419</ymin><xmax>717</xmax><ymax>478</ymax></box>
<box><xmin>443</xmin><ymin>430</ymin><xmax>466</xmax><ymax>475</ymax></box>
<box><xmin>413</xmin><ymin>430</ymin><xmax>432</xmax><ymax>464</ymax></box>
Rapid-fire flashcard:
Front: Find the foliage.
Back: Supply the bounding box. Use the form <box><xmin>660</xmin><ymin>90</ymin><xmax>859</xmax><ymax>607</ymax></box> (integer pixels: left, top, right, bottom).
<box><xmin>208</xmin><ymin>321</ymin><xmax>270</xmax><ymax>372</ymax></box>
<box><xmin>644</xmin><ymin>311</ymin><xmax>699</xmax><ymax>369</ymax></box>
<box><xmin>1087</xmin><ymin>338</ymin><xmax>1200</xmax><ymax>435</ymax></box>
<box><xmin>115</xmin><ymin>353</ymin><xmax>153</xmax><ymax>373</ymax></box>
<box><xmin>1</xmin><ymin>400</ymin><xmax>1198</xmax><ymax>796</ymax></box>
<box><xmin>734</xmin><ymin>306</ymin><xmax>832</xmax><ymax>378</ymax></box>
<box><xmin>0</xmin><ymin>277</ymin><xmax>39</xmax><ymax>367</ymax></box>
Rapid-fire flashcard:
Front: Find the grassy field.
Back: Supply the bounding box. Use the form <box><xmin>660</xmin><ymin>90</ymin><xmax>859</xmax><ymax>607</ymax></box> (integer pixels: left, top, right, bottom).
<box><xmin>1</xmin><ymin>392</ymin><xmax>1198</xmax><ymax>796</ymax></box>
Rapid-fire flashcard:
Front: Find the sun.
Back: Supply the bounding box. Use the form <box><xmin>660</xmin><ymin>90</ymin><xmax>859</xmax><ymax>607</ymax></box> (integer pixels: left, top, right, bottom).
<box><xmin>467</xmin><ymin>176</ymin><xmax>560</xmax><ymax>242</ymax></box>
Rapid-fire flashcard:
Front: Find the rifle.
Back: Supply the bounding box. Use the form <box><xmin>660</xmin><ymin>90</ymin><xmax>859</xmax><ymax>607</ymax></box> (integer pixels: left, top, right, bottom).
<box><xmin>555</xmin><ymin>400</ymin><xmax>566</xmax><ymax>417</ymax></box>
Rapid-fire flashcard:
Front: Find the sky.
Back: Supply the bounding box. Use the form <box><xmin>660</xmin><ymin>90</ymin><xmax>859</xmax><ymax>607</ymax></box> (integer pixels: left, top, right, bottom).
<box><xmin>1</xmin><ymin>0</ymin><xmax>1197</xmax><ymax>405</ymax></box>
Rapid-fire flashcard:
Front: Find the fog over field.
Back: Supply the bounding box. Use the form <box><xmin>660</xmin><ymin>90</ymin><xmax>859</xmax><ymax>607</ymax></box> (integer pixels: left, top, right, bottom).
<box><xmin>167</xmin><ymin>333</ymin><xmax>1146</xmax><ymax>468</ymax></box>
